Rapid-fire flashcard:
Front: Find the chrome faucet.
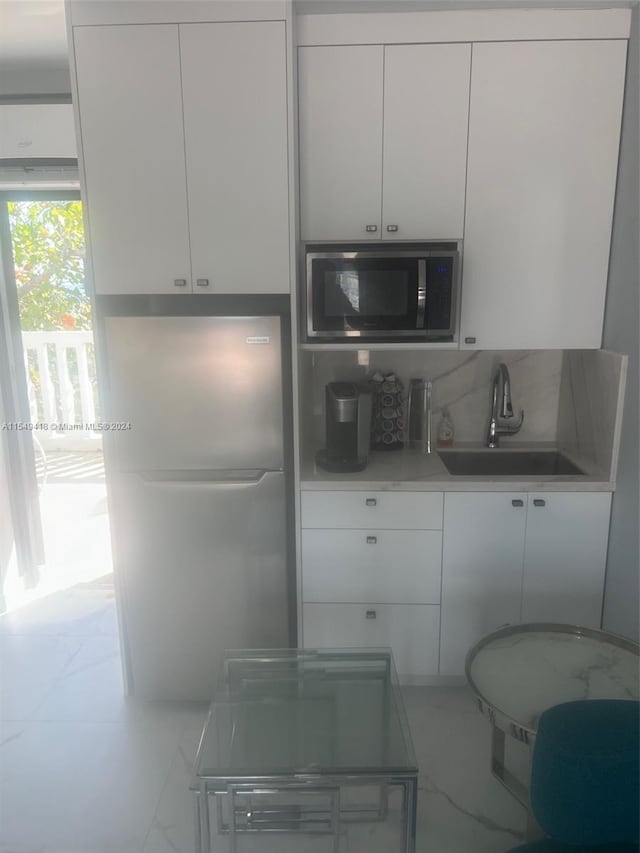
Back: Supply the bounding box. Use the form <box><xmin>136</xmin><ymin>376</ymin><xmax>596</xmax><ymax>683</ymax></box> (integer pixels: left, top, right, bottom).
<box><xmin>486</xmin><ymin>363</ymin><xmax>524</xmax><ymax>448</ymax></box>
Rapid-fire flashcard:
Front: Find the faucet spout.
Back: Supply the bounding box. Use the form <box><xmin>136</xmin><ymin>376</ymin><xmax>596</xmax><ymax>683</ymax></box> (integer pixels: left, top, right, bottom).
<box><xmin>487</xmin><ymin>364</ymin><xmax>524</xmax><ymax>448</ymax></box>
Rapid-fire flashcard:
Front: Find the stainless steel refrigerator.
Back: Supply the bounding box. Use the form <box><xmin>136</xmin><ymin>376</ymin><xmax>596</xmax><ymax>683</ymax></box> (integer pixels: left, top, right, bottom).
<box><xmin>101</xmin><ymin>313</ymin><xmax>290</xmax><ymax>700</ymax></box>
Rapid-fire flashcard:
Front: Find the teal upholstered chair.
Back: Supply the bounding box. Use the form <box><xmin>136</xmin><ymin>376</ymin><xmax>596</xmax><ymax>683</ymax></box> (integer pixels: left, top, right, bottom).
<box><xmin>508</xmin><ymin>699</ymin><xmax>640</xmax><ymax>853</ymax></box>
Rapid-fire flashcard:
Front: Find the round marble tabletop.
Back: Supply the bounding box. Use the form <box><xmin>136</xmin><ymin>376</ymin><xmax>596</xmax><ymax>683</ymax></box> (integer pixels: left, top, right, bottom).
<box><xmin>466</xmin><ymin>623</ymin><xmax>640</xmax><ymax>738</ymax></box>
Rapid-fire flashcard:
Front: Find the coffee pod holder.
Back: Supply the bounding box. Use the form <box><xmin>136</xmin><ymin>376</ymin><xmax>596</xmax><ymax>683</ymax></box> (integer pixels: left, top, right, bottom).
<box><xmin>369</xmin><ymin>372</ymin><xmax>405</xmax><ymax>451</ymax></box>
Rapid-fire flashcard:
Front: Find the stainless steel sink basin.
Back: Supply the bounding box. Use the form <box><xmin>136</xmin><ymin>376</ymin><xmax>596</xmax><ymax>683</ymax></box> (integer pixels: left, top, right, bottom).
<box><xmin>438</xmin><ymin>450</ymin><xmax>586</xmax><ymax>477</ymax></box>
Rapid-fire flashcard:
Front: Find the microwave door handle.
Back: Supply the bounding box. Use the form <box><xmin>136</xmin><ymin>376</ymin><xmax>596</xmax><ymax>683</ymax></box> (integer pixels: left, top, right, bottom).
<box><xmin>416</xmin><ymin>259</ymin><xmax>426</xmax><ymax>329</ymax></box>
<box><xmin>426</xmin><ymin>380</ymin><xmax>432</xmax><ymax>455</ymax></box>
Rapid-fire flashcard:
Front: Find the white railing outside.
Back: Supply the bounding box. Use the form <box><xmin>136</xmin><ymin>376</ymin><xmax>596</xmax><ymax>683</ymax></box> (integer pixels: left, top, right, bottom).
<box><xmin>21</xmin><ymin>330</ymin><xmax>101</xmax><ymax>450</ymax></box>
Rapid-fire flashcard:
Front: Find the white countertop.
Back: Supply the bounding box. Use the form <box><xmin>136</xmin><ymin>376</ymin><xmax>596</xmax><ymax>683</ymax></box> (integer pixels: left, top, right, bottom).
<box><xmin>300</xmin><ymin>443</ymin><xmax>614</xmax><ymax>492</ymax></box>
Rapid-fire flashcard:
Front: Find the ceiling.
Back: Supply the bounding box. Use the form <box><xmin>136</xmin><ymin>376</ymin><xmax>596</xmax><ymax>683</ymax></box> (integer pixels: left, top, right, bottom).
<box><xmin>0</xmin><ymin>1</ymin><xmax>68</xmax><ymax>67</ymax></box>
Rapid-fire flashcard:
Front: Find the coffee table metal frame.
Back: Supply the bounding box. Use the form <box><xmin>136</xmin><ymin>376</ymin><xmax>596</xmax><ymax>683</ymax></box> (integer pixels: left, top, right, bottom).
<box><xmin>465</xmin><ymin>622</ymin><xmax>640</xmax><ymax>810</ymax></box>
<box><xmin>191</xmin><ymin>649</ymin><xmax>418</xmax><ymax>853</ymax></box>
<box><xmin>193</xmin><ymin>772</ymin><xmax>418</xmax><ymax>853</ymax></box>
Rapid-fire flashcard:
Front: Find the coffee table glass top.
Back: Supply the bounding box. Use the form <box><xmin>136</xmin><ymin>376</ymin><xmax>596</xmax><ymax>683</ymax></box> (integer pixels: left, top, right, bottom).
<box><xmin>193</xmin><ymin>649</ymin><xmax>417</xmax><ymax>781</ymax></box>
<box><xmin>467</xmin><ymin>624</ymin><xmax>639</xmax><ymax>733</ymax></box>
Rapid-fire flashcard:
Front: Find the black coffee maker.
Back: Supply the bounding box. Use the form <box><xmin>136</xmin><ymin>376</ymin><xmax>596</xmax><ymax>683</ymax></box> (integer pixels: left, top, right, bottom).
<box><xmin>316</xmin><ymin>382</ymin><xmax>373</xmax><ymax>473</ymax></box>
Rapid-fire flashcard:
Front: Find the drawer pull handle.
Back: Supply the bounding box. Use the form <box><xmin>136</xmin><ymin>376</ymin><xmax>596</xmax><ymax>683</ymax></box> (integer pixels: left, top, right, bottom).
<box><xmin>512</xmin><ymin>499</ymin><xmax>524</xmax><ymax>508</ymax></box>
<box><xmin>366</xmin><ymin>610</ymin><xmax>377</xmax><ymax>620</ymax></box>
<box><xmin>533</xmin><ymin>499</ymin><xmax>546</xmax><ymax>507</ymax></box>
<box><xmin>365</xmin><ymin>224</ymin><xmax>378</xmax><ymax>233</ymax></box>
<box><xmin>366</xmin><ymin>536</ymin><xmax>377</xmax><ymax>545</ymax></box>
<box><xmin>365</xmin><ymin>498</ymin><xmax>377</xmax><ymax>507</ymax></box>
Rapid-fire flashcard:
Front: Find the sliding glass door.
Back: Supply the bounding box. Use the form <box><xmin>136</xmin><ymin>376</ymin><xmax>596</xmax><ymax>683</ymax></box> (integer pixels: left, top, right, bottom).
<box><xmin>0</xmin><ymin>191</ymin><xmax>111</xmax><ymax>609</ymax></box>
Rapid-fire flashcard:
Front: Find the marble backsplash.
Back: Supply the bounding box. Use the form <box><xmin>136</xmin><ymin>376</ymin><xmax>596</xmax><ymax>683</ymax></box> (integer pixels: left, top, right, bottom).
<box><xmin>557</xmin><ymin>350</ymin><xmax>628</xmax><ymax>480</ymax></box>
<box><xmin>301</xmin><ymin>349</ymin><xmax>564</xmax><ymax>446</ymax></box>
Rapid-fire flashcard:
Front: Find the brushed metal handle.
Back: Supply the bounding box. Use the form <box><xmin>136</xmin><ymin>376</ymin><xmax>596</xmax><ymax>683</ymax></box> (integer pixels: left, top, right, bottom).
<box><xmin>365</xmin><ymin>498</ymin><xmax>377</xmax><ymax>507</ymax></box>
<box><xmin>533</xmin><ymin>499</ymin><xmax>546</xmax><ymax>507</ymax></box>
<box><xmin>386</xmin><ymin>225</ymin><xmax>399</xmax><ymax>232</ymax></box>
<box><xmin>195</xmin><ymin>278</ymin><xmax>210</xmax><ymax>288</ymax></box>
<box><xmin>512</xmin><ymin>499</ymin><xmax>524</xmax><ymax>507</ymax></box>
<box><xmin>365</xmin><ymin>225</ymin><xmax>378</xmax><ymax>233</ymax></box>
<box><xmin>366</xmin><ymin>536</ymin><xmax>377</xmax><ymax>545</ymax></box>
<box><xmin>366</xmin><ymin>610</ymin><xmax>377</xmax><ymax>619</ymax></box>
<box><xmin>173</xmin><ymin>279</ymin><xmax>187</xmax><ymax>287</ymax></box>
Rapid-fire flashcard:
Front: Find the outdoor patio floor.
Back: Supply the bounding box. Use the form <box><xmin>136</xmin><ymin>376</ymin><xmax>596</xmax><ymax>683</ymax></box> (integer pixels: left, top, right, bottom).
<box><xmin>3</xmin><ymin>451</ymin><xmax>111</xmax><ymax>612</ymax></box>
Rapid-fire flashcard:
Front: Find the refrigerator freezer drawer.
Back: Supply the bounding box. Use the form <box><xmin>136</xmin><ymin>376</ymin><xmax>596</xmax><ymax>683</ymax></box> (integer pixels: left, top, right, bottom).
<box><xmin>103</xmin><ymin>315</ymin><xmax>284</xmax><ymax>472</ymax></box>
<box><xmin>112</xmin><ymin>469</ymin><xmax>289</xmax><ymax>700</ymax></box>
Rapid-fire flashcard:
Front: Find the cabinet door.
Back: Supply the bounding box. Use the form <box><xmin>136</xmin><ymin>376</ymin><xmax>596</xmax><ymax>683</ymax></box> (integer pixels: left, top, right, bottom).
<box><xmin>180</xmin><ymin>22</ymin><xmax>290</xmax><ymax>294</ymax></box>
<box><xmin>303</xmin><ymin>603</ymin><xmax>440</xmax><ymax>679</ymax></box>
<box><xmin>522</xmin><ymin>493</ymin><xmax>611</xmax><ymax>627</ymax></box>
<box><xmin>299</xmin><ymin>46</ymin><xmax>383</xmax><ymax>241</ymax></box>
<box><xmin>302</xmin><ymin>529</ymin><xmax>442</xmax><ymax>604</ymax></box>
<box><xmin>440</xmin><ymin>493</ymin><xmax>526</xmax><ymax>676</ymax></box>
<box><xmin>382</xmin><ymin>44</ymin><xmax>470</xmax><ymax>241</ymax></box>
<box><xmin>461</xmin><ymin>40</ymin><xmax>627</xmax><ymax>349</ymax></box>
<box><xmin>74</xmin><ymin>25</ymin><xmax>191</xmax><ymax>294</ymax></box>
<box><xmin>301</xmin><ymin>490</ymin><xmax>443</xmax><ymax>530</ymax></box>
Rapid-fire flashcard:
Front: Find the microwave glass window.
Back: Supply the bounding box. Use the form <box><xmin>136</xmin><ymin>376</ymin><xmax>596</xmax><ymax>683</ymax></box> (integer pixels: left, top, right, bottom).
<box><xmin>324</xmin><ymin>270</ymin><xmax>410</xmax><ymax>317</ymax></box>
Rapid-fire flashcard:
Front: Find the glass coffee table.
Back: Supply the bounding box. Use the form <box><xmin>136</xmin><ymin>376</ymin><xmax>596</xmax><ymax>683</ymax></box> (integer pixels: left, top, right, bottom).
<box><xmin>191</xmin><ymin>649</ymin><xmax>418</xmax><ymax>853</ymax></box>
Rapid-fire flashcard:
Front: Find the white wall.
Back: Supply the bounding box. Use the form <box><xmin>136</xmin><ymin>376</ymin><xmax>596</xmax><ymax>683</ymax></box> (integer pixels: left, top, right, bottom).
<box><xmin>0</xmin><ymin>67</ymin><xmax>71</xmax><ymax>98</ymax></box>
<box><xmin>602</xmin><ymin>6</ymin><xmax>639</xmax><ymax>641</ymax></box>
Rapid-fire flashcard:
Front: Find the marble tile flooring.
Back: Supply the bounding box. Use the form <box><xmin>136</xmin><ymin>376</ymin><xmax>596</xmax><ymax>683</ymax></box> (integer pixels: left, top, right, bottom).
<box><xmin>0</xmin><ymin>585</ymin><xmax>527</xmax><ymax>853</ymax></box>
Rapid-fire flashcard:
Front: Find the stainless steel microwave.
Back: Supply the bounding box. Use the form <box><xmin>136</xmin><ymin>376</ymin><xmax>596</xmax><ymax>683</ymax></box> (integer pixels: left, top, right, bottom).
<box><xmin>305</xmin><ymin>244</ymin><xmax>459</xmax><ymax>341</ymax></box>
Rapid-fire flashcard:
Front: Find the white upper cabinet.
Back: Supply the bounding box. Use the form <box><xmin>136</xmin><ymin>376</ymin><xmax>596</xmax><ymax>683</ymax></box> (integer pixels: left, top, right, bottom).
<box><xmin>299</xmin><ymin>46</ymin><xmax>384</xmax><ymax>242</ymax></box>
<box><xmin>461</xmin><ymin>40</ymin><xmax>627</xmax><ymax>349</ymax></box>
<box><xmin>522</xmin><ymin>493</ymin><xmax>612</xmax><ymax>627</ymax></box>
<box><xmin>74</xmin><ymin>25</ymin><xmax>192</xmax><ymax>294</ymax></box>
<box><xmin>382</xmin><ymin>44</ymin><xmax>470</xmax><ymax>240</ymax></box>
<box><xmin>298</xmin><ymin>43</ymin><xmax>470</xmax><ymax>243</ymax></box>
<box><xmin>180</xmin><ymin>22</ymin><xmax>289</xmax><ymax>294</ymax></box>
<box><xmin>73</xmin><ymin>21</ymin><xmax>290</xmax><ymax>295</ymax></box>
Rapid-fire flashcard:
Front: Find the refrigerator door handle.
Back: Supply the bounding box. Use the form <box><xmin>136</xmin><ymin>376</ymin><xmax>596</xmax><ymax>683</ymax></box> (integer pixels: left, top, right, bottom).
<box><xmin>136</xmin><ymin>469</ymin><xmax>281</xmax><ymax>486</ymax></box>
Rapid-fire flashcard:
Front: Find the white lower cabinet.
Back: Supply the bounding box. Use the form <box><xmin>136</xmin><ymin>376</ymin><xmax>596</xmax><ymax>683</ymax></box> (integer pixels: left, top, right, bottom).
<box><xmin>522</xmin><ymin>493</ymin><xmax>612</xmax><ymax>626</ymax></box>
<box><xmin>440</xmin><ymin>491</ymin><xmax>612</xmax><ymax>676</ymax></box>
<box><xmin>300</xmin><ymin>490</ymin><xmax>444</xmax><ymax>681</ymax></box>
<box><xmin>301</xmin><ymin>490</ymin><xmax>443</xmax><ymax>530</ymax></box>
<box><xmin>303</xmin><ymin>603</ymin><xmax>441</xmax><ymax>680</ymax></box>
<box><xmin>300</xmin><ymin>488</ymin><xmax>611</xmax><ymax>681</ymax></box>
<box><xmin>440</xmin><ymin>493</ymin><xmax>527</xmax><ymax>676</ymax></box>
<box><xmin>302</xmin><ymin>529</ymin><xmax>442</xmax><ymax>604</ymax></box>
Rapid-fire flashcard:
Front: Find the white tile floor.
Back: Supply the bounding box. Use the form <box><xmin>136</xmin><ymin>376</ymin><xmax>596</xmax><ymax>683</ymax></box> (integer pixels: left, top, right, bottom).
<box><xmin>0</xmin><ymin>585</ymin><xmax>527</xmax><ymax>853</ymax></box>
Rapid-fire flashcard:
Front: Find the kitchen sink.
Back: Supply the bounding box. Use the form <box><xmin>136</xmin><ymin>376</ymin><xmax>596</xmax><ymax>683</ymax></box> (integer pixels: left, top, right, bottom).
<box><xmin>438</xmin><ymin>450</ymin><xmax>586</xmax><ymax>477</ymax></box>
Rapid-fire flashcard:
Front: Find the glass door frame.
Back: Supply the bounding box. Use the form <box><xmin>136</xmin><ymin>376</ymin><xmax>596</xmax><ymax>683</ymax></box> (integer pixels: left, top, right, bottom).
<box><xmin>0</xmin><ymin>189</ymin><xmax>82</xmax><ymax>589</ymax></box>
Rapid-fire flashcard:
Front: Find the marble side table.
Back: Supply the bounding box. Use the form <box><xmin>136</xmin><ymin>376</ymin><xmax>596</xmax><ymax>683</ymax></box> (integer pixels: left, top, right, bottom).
<box><xmin>466</xmin><ymin>623</ymin><xmax>639</xmax><ymax>809</ymax></box>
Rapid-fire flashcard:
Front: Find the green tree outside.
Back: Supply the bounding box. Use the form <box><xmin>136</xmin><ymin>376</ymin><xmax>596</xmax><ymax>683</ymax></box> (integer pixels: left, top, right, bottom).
<box><xmin>8</xmin><ymin>200</ymin><xmax>90</xmax><ymax>331</ymax></box>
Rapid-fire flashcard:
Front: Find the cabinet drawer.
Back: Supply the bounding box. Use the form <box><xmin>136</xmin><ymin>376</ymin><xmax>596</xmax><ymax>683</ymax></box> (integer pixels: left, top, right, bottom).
<box><xmin>301</xmin><ymin>491</ymin><xmax>443</xmax><ymax>530</ymax></box>
<box><xmin>303</xmin><ymin>603</ymin><xmax>440</xmax><ymax>679</ymax></box>
<box><xmin>302</xmin><ymin>529</ymin><xmax>441</xmax><ymax>604</ymax></box>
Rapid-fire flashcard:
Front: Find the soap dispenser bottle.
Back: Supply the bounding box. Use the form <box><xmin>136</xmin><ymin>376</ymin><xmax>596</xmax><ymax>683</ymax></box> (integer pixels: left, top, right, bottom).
<box><xmin>437</xmin><ymin>407</ymin><xmax>455</xmax><ymax>448</ymax></box>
